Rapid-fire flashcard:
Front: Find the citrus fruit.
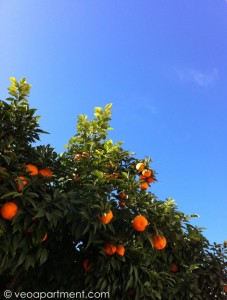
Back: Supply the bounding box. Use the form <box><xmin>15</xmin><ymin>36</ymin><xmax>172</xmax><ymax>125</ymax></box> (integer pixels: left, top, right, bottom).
<box><xmin>99</xmin><ymin>210</ymin><xmax>113</xmax><ymax>224</ymax></box>
<box><xmin>132</xmin><ymin>215</ymin><xmax>148</xmax><ymax>232</ymax></box>
<box><xmin>136</xmin><ymin>163</ymin><xmax>145</xmax><ymax>171</ymax></box>
<box><xmin>116</xmin><ymin>245</ymin><xmax>125</xmax><ymax>256</ymax></box>
<box><xmin>26</xmin><ymin>164</ymin><xmax>38</xmax><ymax>176</ymax></box>
<box><xmin>152</xmin><ymin>235</ymin><xmax>167</xmax><ymax>250</ymax></box>
<box><xmin>104</xmin><ymin>243</ymin><xmax>116</xmax><ymax>255</ymax></box>
<box><xmin>171</xmin><ymin>262</ymin><xmax>179</xmax><ymax>273</ymax></box>
<box><xmin>142</xmin><ymin>169</ymin><xmax>152</xmax><ymax>178</ymax></box>
<box><xmin>1</xmin><ymin>202</ymin><xmax>18</xmax><ymax>220</ymax></box>
<box><xmin>83</xmin><ymin>259</ymin><xmax>93</xmax><ymax>272</ymax></box>
<box><xmin>16</xmin><ymin>176</ymin><xmax>28</xmax><ymax>191</ymax></box>
<box><xmin>140</xmin><ymin>182</ymin><xmax>149</xmax><ymax>190</ymax></box>
<box><xmin>39</xmin><ymin>168</ymin><xmax>53</xmax><ymax>177</ymax></box>
<box><xmin>42</xmin><ymin>233</ymin><xmax>48</xmax><ymax>242</ymax></box>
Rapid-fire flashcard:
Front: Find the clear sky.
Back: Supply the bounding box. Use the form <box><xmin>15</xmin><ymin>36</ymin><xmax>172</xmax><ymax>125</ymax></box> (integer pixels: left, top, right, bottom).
<box><xmin>0</xmin><ymin>0</ymin><xmax>227</xmax><ymax>244</ymax></box>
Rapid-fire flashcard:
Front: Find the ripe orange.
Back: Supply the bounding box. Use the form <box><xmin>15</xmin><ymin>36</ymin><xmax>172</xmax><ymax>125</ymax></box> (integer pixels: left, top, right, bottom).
<box><xmin>104</xmin><ymin>243</ymin><xmax>117</xmax><ymax>255</ymax></box>
<box><xmin>42</xmin><ymin>233</ymin><xmax>48</xmax><ymax>242</ymax></box>
<box><xmin>1</xmin><ymin>202</ymin><xmax>18</xmax><ymax>220</ymax></box>
<box><xmin>116</xmin><ymin>245</ymin><xmax>125</xmax><ymax>256</ymax></box>
<box><xmin>83</xmin><ymin>259</ymin><xmax>93</xmax><ymax>272</ymax></box>
<box><xmin>142</xmin><ymin>169</ymin><xmax>152</xmax><ymax>178</ymax></box>
<box><xmin>26</xmin><ymin>164</ymin><xmax>38</xmax><ymax>176</ymax></box>
<box><xmin>146</xmin><ymin>177</ymin><xmax>154</xmax><ymax>184</ymax></box>
<box><xmin>171</xmin><ymin>262</ymin><xmax>179</xmax><ymax>273</ymax></box>
<box><xmin>120</xmin><ymin>192</ymin><xmax>126</xmax><ymax>199</ymax></box>
<box><xmin>224</xmin><ymin>285</ymin><xmax>227</xmax><ymax>293</ymax></box>
<box><xmin>74</xmin><ymin>153</ymin><xmax>82</xmax><ymax>160</ymax></box>
<box><xmin>39</xmin><ymin>168</ymin><xmax>53</xmax><ymax>178</ymax></box>
<box><xmin>152</xmin><ymin>235</ymin><xmax>167</xmax><ymax>250</ymax></box>
<box><xmin>16</xmin><ymin>176</ymin><xmax>28</xmax><ymax>192</ymax></box>
<box><xmin>136</xmin><ymin>163</ymin><xmax>145</xmax><ymax>171</ymax></box>
<box><xmin>139</xmin><ymin>174</ymin><xmax>146</xmax><ymax>180</ymax></box>
<box><xmin>99</xmin><ymin>210</ymin><xmax>113</xmax><ymax>224</ymax></box>
<box><xmin>140</xmin><ymin>182</ymin><xmax>149</xmax><ymax>190</ymax></box>
<box><xmin>132</xmin><ymin>215</ymin><xmax>148</xmax><ymax>232</ymax></box>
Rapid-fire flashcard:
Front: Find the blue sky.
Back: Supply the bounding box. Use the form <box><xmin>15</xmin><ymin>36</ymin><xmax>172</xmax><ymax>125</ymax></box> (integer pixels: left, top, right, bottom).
<box><xmin>0</xmin><ymin>0</ymin><xmax>227</xmax><ymax>244</ymax></box>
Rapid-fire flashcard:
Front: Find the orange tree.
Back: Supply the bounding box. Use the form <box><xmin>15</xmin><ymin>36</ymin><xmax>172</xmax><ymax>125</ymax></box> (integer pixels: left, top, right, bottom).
<box><xmin>0</xmin><ymin>78</ymin><xmax>227</xmax><ymax>299</ymax></box>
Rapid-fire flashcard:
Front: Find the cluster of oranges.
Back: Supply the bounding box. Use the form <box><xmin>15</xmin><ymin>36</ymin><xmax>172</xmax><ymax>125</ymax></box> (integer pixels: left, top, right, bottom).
<box><xmin>104</xmin><ymin>243</ymin><xmax>125</xmax><ymax>256</ymax></box>
<box><xmin>118</xmin><ymin>191</ymin><xmax>126</xmax><ymax>206</ymax></box>
<box><xmin>1</xmin><ymin>164</ymin><xmax>53</xmax><ymax>219</ymax></box>
<box><xmin>0</xmin><ymin>163</ymin><xmax>52</xmax><ymax>242</ymax></box>
<box><xmin>98</xmin><ymin>211</ymin><xmax>166</xmax><ymax>256</ymax></box>
<box><xmin>132</xmin><ymin>215</ymin><xmax>167</xmax><ymax>250</ymax></box>
<box><xmin>136</xmin><ymin>163</ymin><xmax>155</xmax><ymax>190</ymax></box>
<box><xmin>74</xmin><ymin>152</ymin><xmax>90</xmax><ymax>160</ymax></box>
<box><xmin>17</xmin><ymin>164</ymin><xmax>53</xmax><ymax>192</ymax></box>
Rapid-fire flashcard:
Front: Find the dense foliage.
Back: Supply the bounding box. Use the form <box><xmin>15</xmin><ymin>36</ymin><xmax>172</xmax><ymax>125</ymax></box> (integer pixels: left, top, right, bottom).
<box><xmin>0</xmin><ymin>78</ymin><xmax>227</xmax><ymax>299</ymax></box>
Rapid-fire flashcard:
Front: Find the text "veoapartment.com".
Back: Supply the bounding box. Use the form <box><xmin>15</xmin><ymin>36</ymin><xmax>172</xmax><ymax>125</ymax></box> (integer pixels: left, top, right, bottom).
<box><xmin>3</xmin><ymin>290</ymin><xmax>110</xmax><ymax>299</ymax></box>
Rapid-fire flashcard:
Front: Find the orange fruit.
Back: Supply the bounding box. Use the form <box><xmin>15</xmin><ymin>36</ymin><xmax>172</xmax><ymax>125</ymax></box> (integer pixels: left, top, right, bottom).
<box><xmin>26</xmin><ymin>164</ymin><xmax>38</xmax><ymax>176</ymax></box>
<box><xmin>224</xmin><ymin>285</ymin><xmax>227</xmax><ymax>293</ymax></box>
<box><xmin>16</xmin><ymin>176</ymin><xmax>28</xmax><ymax>191</ymax></box>
<box><xmin>39</xmin><ymin>168</ymin><xmax>53</xmax><ymax>178</ymax></box>
<box><xmin>103</xmin><ymin>173</ymin><xmax>112</xmax><ymax>179</ymax></box>
<box><xmin>74</xmin><ymin>153</ymin><xmax>82</xmax><ymax>160</ymax></box>
<box><xmin>152</xmin><ymin>235</ymin><xmax>167</xmax><ymax>250</ymax></box>
<box><xmin>136</xmin><ymin>163</ymin><xmax>145</xmax><ymax>171</ymax></box>
<box><xmin>42</xmin><ymin>233</ymin><xmax>48</xmax><ymax>242</ymax></box>
<box><xmin>146</xmin><ymin>177</ymin><xmax>154</xmax><ymax>184</ymax></box>
<box><xmin>116</xmin><ymin>245</ymin><xmax>125</xmax><ymax>256</ymax></box>
<box><xmin>132</xmin><ymin>215</ymin><xmax>148</xmax><ymax>232</ymax></box>
<box><xmin>104</xmin><ymin>243</ymin><xmax>117</xmax><ymax>255</ymax></box>
<box><xmin>1</xmin><ymin>202</ymin><xmax>18</xmax><ymax>220</ymax></box>
<box><xmin>112</xmin><ymin>172</ymin><xmax>119</xmax><ymax>179</ymax></box>
<box><xmin>99</xmin><ymin>210</ymin><xmax>113</xmax><ymax>224</ymax></box>
<box><xmin>142</xmin><ymin>169</ymin><xmax>152</xmax><ymax>178</ymax></box>
<box><xmin>83</xmin><ymin>259</ymin><xmax>93</xmax><ymax>272</ymax></box>
<box><xmin>120</xmin><ymin>192</ymin><xmax>126</xmax><ymax>199</ymax></box>
<box><xmin>140</xmin><ymin>182</ymin><xmax>149</xmax><ymax>190</ymax></box>
<box><xmin>73</xmin><ymin>175</ymin><xmax>81</xmax><ymax>182</ymax></box>
<box><xmin>139</xmin><ymin>174</ymin><xmax>146</xmax><ymax>180</ymax></box>
<box><xmin>171</xmin><ymin>262</ymin><xmax>179</xmax><ymax>273</ymax></box>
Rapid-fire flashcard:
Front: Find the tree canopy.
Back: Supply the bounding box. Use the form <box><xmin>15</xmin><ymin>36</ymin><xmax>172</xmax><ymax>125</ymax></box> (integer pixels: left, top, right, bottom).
<box><xmin>0</xmin><ymin>78</ymin><xmax>227</xmax><ymax>299</ymax></box>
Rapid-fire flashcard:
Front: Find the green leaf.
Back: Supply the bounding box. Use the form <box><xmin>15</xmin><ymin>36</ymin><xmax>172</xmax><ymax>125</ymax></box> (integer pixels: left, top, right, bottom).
<box><xmin>39</xmin><ymin>248</ymin><xmax>48</xmax><ymax>265</ymax></box>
